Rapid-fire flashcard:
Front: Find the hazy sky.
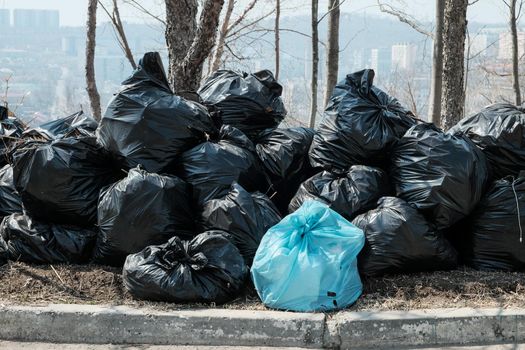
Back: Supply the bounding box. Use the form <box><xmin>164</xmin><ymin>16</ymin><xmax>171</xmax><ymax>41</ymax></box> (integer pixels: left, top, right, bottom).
<box><xmin>0</xmin><ymin>0</ymin><xmax>512</xmax><ymax>27</ymax></box>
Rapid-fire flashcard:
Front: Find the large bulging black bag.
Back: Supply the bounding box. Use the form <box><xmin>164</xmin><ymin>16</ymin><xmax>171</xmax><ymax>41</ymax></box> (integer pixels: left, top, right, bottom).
<box><xmin>449</xmin><ymin>103</ymin><xmax>525</xmax><ymax>178</ymax></box>
<box><xmin>255</xmin><ymin>127</ymin><xmax>316</xmax><ymax>213</ymax></box>
<box><xmin>12</xmin><ymin>137</ymin><xmax>120</xmax><ymax>226</ymax></box>
<box><xmin>309</xmin><ymin>69</ymin><xmax>416</xmax><ymax>171</ymax></box>
<box><xmin>391</xmin><ymin>123</ymin><xmax>490</xmax><ymax>230</ymax></box>
<box><xmin>97</xmin><ymin>52</ymin><xmax>217</xmax><ymax>173</ymax></box>
<box><xmin>123</xmin><ymin>231</ymin><xmax>247</xmax><ymax>303</ymax></box>
<box><xmin>200</xmin><ymin>183</ymin><xmax>281</xmax><ymax>265</ymax></box>
<box><xmin>39</xmin><ymin>111</ymin><xmax>98</xmax><ymax>138</ymax></box>
<box><xmin>177</xmin><ymin>125</ymin><xmax>270</xmax><ymax>206</ymax></box>
<box><xmin>353</xmin><ymin>197</ymin><xmax>458</xmax><ymax>276</ymax></box>
<box><xmin>462</xmin><ymin>176</ymin><xmax>525</xmax><ymax>271</ymax></box>
<box><xmin>94</xmin><ymin>166</ymin><xmax>195</xmax><ymax>266</ymax></box>
<box><xmin>198</xmin><ymin>70</ymin><xmax>286</xmax><ymax>139</ymax></box>
<box><xmin>288</xmin><ymin>165</ymin><xmax>390</xmax><ymax>221</ymax></box>
<box><xmin>0</xmin><ymin>165</ymin><xmax>23</xmax><ymax>218</ymax></box>
<box><xmin>0</xmin><ymin>213</ymin><xmax>97</xmax><ymax>264</ymax></box>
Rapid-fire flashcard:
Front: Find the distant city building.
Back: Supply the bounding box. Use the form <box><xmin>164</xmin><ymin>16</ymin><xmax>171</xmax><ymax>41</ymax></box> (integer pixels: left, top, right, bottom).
<box><xmin>349</xmin><ymin>48</ymin><xmax>367</xmax><ymax>72</ymax></box>
<box><xmin>391</xmin><ymin>43</ymin><xmax>417</xmax><ymax>71</ymax></box>
<box><xmin>370</xmin><ymin>47</ymin><xmax>391</xmax><ymax>81</ymax></box>
<box><xmin>498</xmin><ymin>31</ymin><xmax>525</xmax><ymax>60</ymax></box>
<box><xmin>0</xmin><ymin>9</ymin><xmax>9</xmax><ymax>28</ymax></box>
<box><xmin>469</xmin><ymin>34</ymin><xmax>489</xmax><ymax>57</ymax></box>
<box><xmin>95</xmin><ymin>56</ymin><xmax>129</xmax><ymax>83</ymax></box>
<box><xmin>13</xmin><ymin>9</ymin><xmax>59</xmax><ymax>29</ymax></box>
<box><xmin>465</xmin><ymin>28</ymin><xmax>500</xmax><ymax>58</ymax></box>
<box><xmin>62</xmin><ymin>36</ymin><xmax>79</xmax><ymax>56</ymax></box>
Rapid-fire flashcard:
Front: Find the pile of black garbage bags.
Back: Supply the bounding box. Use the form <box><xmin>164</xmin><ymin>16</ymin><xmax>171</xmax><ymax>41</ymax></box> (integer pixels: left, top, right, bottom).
<box><xmin>1</xmin><ymin>51</ymin><xmax>524</xmax><ymax>307</ymax></box>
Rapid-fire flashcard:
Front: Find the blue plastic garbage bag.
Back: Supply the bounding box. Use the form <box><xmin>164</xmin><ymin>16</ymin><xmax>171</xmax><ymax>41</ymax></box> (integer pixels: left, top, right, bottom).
<box><xmin>251</xmin><ymin>200</ymin><xmax>365</xmax><ymax>312</ymax></box>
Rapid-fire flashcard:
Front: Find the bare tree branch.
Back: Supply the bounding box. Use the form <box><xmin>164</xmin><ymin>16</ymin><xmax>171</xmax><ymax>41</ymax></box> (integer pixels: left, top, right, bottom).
<box><xmin>122</xmin><ymin>0</ymin><xmax>166</xmax><ymax>25</ymax></box>
<box><xmin>210</xmin><ymin>0</ymin><xmax>235</xmax><ymax>72</ymax></box>
<box><xmin>377</xmin><ymin>0</ymin><xmax>433</xmax><ymax>38</ymax></box>
<box><xmin>226</xmin><ymin>7</ymin><xmax>276</xmax><ymax>39</ymax></box>
<box><xmin>98</xmin><ymin>0</ymin><xmax>136</xmax><ymax>69</ymax></box>
<box><xmin>227</xmin><ymin>0</ymin><xmax>258</xmax><ymax>32</ymax></box>
<box><xmin>317</xmin><ymin>0</ymin><xmax>347</xmax><ymax>24</ymax></box>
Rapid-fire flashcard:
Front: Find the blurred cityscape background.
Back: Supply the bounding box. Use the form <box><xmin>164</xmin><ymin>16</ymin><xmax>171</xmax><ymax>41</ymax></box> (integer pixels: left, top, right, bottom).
<box><xmin>0</xmin><ymin>1</ymin><xmax>520</xmax><ymax>126</ymax></box>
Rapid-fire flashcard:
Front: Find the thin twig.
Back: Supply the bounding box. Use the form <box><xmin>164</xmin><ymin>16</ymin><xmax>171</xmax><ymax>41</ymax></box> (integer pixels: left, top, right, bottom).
<box><xmin>50</xmin><ymin>265</ymin><xmax>66</xmax><ymax>285</ymax></box>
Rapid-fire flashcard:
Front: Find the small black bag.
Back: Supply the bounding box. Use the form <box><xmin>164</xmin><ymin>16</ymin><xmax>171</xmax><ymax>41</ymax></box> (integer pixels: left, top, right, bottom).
<box><xmin>289</xmin><ymin>165</ymin><xmax>390</xmax><ymax>221</ymax></box>
<box><xmin>0</xmin><ymin>213</ymin><xmax>97</xmax><ymax>264</ymax></box>
<box><xmin>309</xmin><ymin>69</ymin><xmax>416</xmax><ymax>171</ymax></box>
<box><xmin>94</xmin><ymin>166</ymin><xmax>194</xmax><ymax>266</ymax></box>
<box><xmin>200</xmin><ymin>183</ymin><xmax>281</xmax><ymax>265</ymax></box>
<box><xmin>353</xmin><ymin>197</ymin><xmax>458</xmax><ymax>277</ymax></box>
<box><xmin>123</xmin><ymin>231</ymin><xmax>247</xmax><ymax>303</ymax></box>
<box><xmin>391</xmin><ymin>123</ymin><xmax>490</xmax><ymax>230</ymax></box>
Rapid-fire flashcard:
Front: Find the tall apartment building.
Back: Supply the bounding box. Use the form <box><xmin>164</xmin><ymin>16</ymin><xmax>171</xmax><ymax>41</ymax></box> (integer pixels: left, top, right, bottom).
<box><xmin>0</xmin><ymin>9</ymin><xmax>9</xmax><ymax>28</ymax></box>
<box><xmin>13</xmin><ymin>9</ymin><xmax>59</xmax><ymax>30</ymax></box>
<box><xmin>498</xmin><ymin>31</ymin><xmax>525</xmax><ymax>60</ymax></box>
<box><xmin>370</xmin><ymin>47</ymin><xmax>391</xmax><ymax>81</ymax></box>
<box><xmin>391</xmin><ymin>43</ymin><xmax>418</xmax><ymax>71</ymax></box>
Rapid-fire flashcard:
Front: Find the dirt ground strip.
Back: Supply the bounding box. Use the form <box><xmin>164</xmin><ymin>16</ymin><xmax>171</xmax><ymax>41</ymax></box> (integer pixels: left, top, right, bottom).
<box><xmin>0</xmin><ymin>262</ymin><xmax>524</xmax><ymax>312</ymax></box>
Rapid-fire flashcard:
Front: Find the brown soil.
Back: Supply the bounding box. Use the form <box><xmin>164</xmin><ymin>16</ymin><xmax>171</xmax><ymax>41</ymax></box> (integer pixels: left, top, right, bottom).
<box><xmin>0</xmin><ymin>262</ymin><xmax>524</xmax><ymax>312</ymax></box>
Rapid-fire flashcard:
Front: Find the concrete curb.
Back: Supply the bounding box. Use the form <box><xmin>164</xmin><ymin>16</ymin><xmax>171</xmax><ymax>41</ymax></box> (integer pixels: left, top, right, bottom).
<box><xmin>0</xmin><ymin>305</ymin><xmax>524</xmax><ymax>349</ymax></box>
<box><xmin>0</xmin><ymin>304</ymin><xmax>326</xmax><ymax>348</ymax></box>
<box><xmin>331</xmin><ymin>308</ymin><xmax>525</xmax><ymax>349</ymax></box>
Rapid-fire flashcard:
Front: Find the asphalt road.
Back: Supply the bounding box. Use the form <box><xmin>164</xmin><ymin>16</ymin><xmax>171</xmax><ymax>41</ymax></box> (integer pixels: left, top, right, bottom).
<box><xmin>1</xmin><ymin>341</ymin><xmax>525</xmax><ymax>350</ymax></box>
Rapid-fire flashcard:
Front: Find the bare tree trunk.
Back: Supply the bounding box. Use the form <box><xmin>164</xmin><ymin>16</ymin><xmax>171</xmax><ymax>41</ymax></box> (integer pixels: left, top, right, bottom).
<box><xmin>441</xmin><ymin>0</ymin><xmax>468</xmax><ymax>130</ymax></box>
<box><xmin>86</xmin><ymin>0</ymin><xmax>101</xmax><ymax>121</ymax></box>
<box><xmin>428</xmin><ymin>0</ymin><xmax>444</xmax><ymax>125</ymax></box>
<box><xmin>275</xmin><ymin>0</ymin><xmax>280</xmax><ymax>79</ymax></box>
<box><xmin>510</xmin><ymin>0</ymin><xmax>522</xmax><ymax>105</ymax></box>
<box><xmin>98</xmin><ymin>0</ymin><xmax>136</xmax><ymax>69</ymax></box>
<box><xmin>323</xmin><ymin>0</ymin><xmax>340</xmax><ymax>106</ymax></box>
<box><xmin>165</xmin><ymin>0</ymin><xmax>198</xmax><ymax>91</ymax></box>
<box><xmin>165</xmin><ymin>0</ymin><xmax>224</xmax><ymax>93</ymax></box>
<box><xmin>309</xmin><ymin>0</ymin><xmax>319</xmax><ymax>128</ymax></box>
<box><xmin>210</xmin><ymin>0</ymin><xmax>235</xmax><ymax>72</ymax></box>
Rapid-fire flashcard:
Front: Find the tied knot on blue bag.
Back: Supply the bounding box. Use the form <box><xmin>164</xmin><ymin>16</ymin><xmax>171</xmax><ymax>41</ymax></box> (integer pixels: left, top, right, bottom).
<box><xmin>158</xmin><ymin>237</ymin><xmax>209</xmax><ymax>271</ymax></box>
<box><xmin>290</xmin><ymin>213</ymin><xmax>315</xmax><ymax>241</ymax></box>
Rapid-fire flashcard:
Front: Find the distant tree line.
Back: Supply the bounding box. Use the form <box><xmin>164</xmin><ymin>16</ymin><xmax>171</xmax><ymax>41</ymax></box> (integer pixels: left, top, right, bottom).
<box><xmin>84</xmin><ymin>0</ymin><xmax>524</xmax><ymax>129</ymax></box>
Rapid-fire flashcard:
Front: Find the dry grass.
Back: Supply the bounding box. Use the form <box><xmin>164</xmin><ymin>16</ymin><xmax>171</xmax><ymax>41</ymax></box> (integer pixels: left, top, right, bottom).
<box><xmin>0</xmin><ymin>262</ymin><xmax>524</xmax><ymax>312</ymax></box>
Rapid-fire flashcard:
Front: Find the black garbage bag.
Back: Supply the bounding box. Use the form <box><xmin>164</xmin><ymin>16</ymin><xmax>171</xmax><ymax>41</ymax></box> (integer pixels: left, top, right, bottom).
<box><xmin>200</xmin><ymin>183</ymin><xmax>281</xmax><ymax>265</ymax></box>
<box><xmin>0</xmin><ymin>107</ymin><xmax>25</xmax><ymax>167</ymax></box>
<box><xmin>0</xmin><ymin>213</ymin><xmax>97</xmax><ymax>264</ymax></box>
<box><xmin>123</xmin><ymin>231</ymin><xmax>247</xmax><ymax>303</ymax></box>
<box><xmin>97</xmin><ymin>52</ymin><xmax>217</xmax><ymax>173</ymax></box>
<box><xmin>0</xmin><ymin>235</ymin><xmax>7</xmax><ymax>265</ymax></box>
<box><xmin>94</xmin><ymin>166</ymin><xmax>195</xmax><ymax>266</ymax></box>
<box><xmin>0</xmin><ymin>106</ymin><xmax>6</xmax><ymax>120</ymax></box>
<box><xmin>176</xmin><ymin>125</ymin><xmax>270</xmax><ymax>206</ymax></box>
<box><xmin>39</xmin><ymin>111</ymin><xmax>98</xmax><ymax>138</ymax></box>
<box><xmin>353</xmin><ymin>197</ymin><xmax>458</xmax><ymax>276</ymax></box>
<box><xmin>391</xmin><ymin>123</ymin><xmax>490</xmax><ymax>230</ymax></box>
<box><xmin>198</xmin><ymin>70</ymin><xmax>286</xmax><ymax>139</ymax></box>
<box><xmin>309</xmin><ymin>69</ymin><xmax>416</xmax><ymax>171</ymax></box>
<box><xmin>255</xmin><ymin>127</ymin><xmax>317</xmax><ymax>213</ymax></box>
<box><xmin>461</xmin><ymin>176</ymin><xmax>525</xmax><ymax>271</ymax></box>
<box><xmin>449</xmin><ymin>103</ymin><xmax>525</xmax><ymax>178</ymax></box>
<box><xmin>12</xmin><ymin>137</ymin><xmax>120</xmax><ymax>226</ymax></box>
<box><xmin>0</xmin><ymin>165</ymin><xmax>22</xmax><ymax>218</ymax></box>
<box><xmin>288</xmin><ymin>165</ymin><xmax>390</xmax><ymax>221</ymax></box>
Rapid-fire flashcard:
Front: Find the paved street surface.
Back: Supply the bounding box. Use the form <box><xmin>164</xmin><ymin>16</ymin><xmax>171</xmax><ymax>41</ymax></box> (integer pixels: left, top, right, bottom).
<box><xmin>416</xmin><ymin>346</ymin><xmax>525</xmax><ymax>350</ymax></box>
<box><xmin>1</xmin><ymin>341</ymin><xmax>525</xmax><ymax>350</ymax></box>
<box><xmin>0</xmin><ymin>343</ymin><xmax>309</xmax><ymax>350</ymax></box>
